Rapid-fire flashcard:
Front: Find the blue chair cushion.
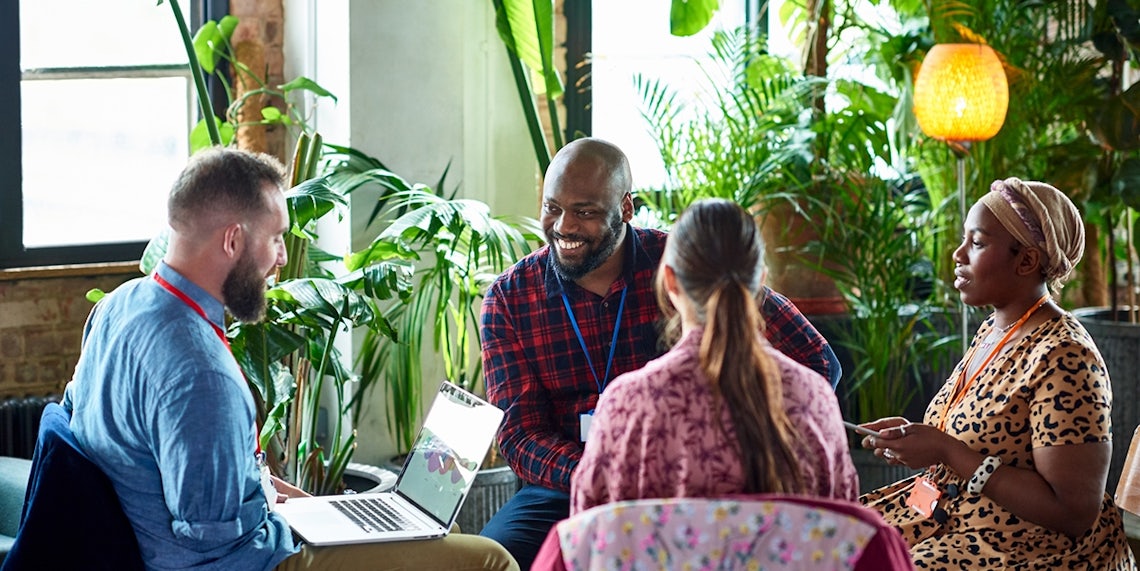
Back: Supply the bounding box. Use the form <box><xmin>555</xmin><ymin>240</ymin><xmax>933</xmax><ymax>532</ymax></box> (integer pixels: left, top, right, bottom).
<box><xmin>0</xmin><ymin>457</ymin><xmax>32</xmax><ymax>566</ymax></box>
<box><xmin>0</xmin><ymin>403</ymin><xmax>143</xmax><ymax>571</ymax></box>
<box><xmin>0</xmin><ymin>458</ymin><xmax>32</xmax><ymax>536</ymax></box>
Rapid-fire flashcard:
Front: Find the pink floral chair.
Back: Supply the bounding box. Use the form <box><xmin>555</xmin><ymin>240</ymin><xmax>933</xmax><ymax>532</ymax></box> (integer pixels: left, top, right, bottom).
<box><xmin>532</xmin><ymin>495</ymin><xmax>914</xmax><ymax>571</ymax></box>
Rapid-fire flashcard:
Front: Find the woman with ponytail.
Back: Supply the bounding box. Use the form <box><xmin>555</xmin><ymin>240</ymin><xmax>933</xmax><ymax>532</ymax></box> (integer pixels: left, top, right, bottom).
<box><xmin>569</xmin><ymin>199</ymin><xmax>857</xmax><ymax>514</ymax></box>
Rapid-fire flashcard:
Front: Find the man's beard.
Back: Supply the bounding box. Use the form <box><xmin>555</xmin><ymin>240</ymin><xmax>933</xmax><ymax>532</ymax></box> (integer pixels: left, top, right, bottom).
<box><xmin>550</xmin><ymin>212</ymin><xmax>624</xmax><ymax>282</ymax></box>
<box><xmin>222</xmin><ymin>253</ymin><xmax>269</xmax><ymax>323</ymax></box>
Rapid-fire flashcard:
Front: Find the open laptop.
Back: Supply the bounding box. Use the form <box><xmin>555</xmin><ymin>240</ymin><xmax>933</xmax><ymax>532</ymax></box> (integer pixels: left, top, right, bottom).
<box><xmin>275</xmin><ymin>381</ymin><xmax>505</xmax><ymax>545</ymax></box>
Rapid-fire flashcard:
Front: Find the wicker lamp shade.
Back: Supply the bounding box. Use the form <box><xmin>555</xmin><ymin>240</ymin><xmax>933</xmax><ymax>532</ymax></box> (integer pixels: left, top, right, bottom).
<box><xmin>913</xmin><ymin>44</ymin><xmax>1009</xmax><ymax>142</ymax></box>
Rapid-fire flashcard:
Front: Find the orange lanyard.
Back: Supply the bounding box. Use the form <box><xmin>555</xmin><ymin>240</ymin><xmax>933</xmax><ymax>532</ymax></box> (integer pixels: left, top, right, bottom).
<box><xmin>938</xmin><ymin>295</ymin><xmax>1049</xmax><ymax>431</ymax></box>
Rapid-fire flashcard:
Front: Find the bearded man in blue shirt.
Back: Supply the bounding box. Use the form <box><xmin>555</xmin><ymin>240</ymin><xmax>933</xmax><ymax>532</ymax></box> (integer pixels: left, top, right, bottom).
<box><xmin>62</xmin><ymin>148</ymin><xmax>516</xmax><ymax>571</ymax></box>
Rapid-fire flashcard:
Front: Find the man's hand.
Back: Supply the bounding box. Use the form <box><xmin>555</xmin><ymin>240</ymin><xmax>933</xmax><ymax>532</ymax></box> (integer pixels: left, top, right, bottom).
<box><xmin>271</xmin><ymin>475</ymin><xmax>310</xmax><ymax>503</ymax></box>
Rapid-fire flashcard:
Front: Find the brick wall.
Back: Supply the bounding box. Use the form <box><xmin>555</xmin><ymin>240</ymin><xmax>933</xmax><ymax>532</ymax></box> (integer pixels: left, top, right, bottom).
<box><xmin>230</xmin><ymin>0</ymin><xmax>287</xmax><ymax>161</ymax></box>
<box><xmin>0</xmin><ymin>1</ymin><xmax>286</xmax><ymax>401</ymax></box>
<box><xmin>0</xmin><ymin>266</ymin><xmax>140</xmax><ymax>399</ymax></box>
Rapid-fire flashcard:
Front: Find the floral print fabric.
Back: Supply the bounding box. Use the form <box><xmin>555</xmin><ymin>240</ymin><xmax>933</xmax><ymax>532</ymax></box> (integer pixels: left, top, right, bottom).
<box><xmin>571</xmin><ymin>329</ymin><xmax>858</xmax><ymax>514</ymax></box>
<box><xmin>556</xmin><ymin>497</ymin><xmax>875</xmax><ymax>571</ymax></box>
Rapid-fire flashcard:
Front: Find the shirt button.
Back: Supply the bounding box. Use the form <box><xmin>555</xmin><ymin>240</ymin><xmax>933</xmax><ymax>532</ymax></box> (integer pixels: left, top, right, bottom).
<box><xmin>603</xmin><ymin>302</ymin><xmax>609</xmax><ymax>308</ymax></box>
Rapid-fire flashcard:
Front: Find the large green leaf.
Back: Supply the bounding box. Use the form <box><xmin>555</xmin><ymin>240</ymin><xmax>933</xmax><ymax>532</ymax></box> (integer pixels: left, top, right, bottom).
<box><xmin>271</xmin><ymin>278</ymin><xmax>380</xmax><ymax>332</ymax></box>
<box><xmin>279</xmin><ymin>76</ymin><xmax>338</xmax><ymax>103</ymax></box>
<box><xmin>287</xmin><ymin>176</ymin><xmax>346</xmax><ymax>234</ymax></box>
<box><xmin>670</xmin><ymin>0</ymin><xmax>719</xmax><ymax>37</ymax></box>
<box><xmin>190</xmin><ymin>17</ymin><xmax>236</xmax><ymax>75</ymax></box>
<box><xmin>230</xmin><ymin>323</ymin><xmax>305</xmax><ymax>404</ymax></box>
<box><xmin>189</xmin><ymin>118</ymin><xmax>234</xmax><ymax>153</ymax></box>
<box><xmin>496</xmin><ymin>0</ymin><xmax>563</xmax><ymax>98</ymax></box>
<box><xmin>1115</xmin><ymin>158</ymin><xmax>1140</xmax><ymax>209</ymax></box>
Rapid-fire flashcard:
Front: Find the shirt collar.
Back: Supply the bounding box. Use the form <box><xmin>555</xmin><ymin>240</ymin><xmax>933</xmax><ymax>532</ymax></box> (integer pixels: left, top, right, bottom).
<box><xmin>154</xmin><ymin>261</ymin><xmax>228</xmax><ymax>331</ymax></box>
<box><xmin>544</xmin><ymin>224</ymin><xmax>646</xmax><ymax>299</ymax></box>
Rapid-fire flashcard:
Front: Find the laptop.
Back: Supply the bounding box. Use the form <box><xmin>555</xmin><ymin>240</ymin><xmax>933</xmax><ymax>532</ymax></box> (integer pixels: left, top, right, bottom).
<box><xmin>275</xmin><ymin>381</ymin><xmax>505</xmax><ymax>545</ymax></box>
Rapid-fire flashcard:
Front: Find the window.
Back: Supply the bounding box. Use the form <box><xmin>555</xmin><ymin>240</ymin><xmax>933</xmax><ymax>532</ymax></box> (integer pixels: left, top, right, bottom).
<box><xmin>565</xmin><ymin>1</ymin><xmax>768</xmax><ymax>191</ymax></box>
<box><xmin>0</xmin><ymin>1</ymin><xmax>221</xmax><ymax>269</ymax></box>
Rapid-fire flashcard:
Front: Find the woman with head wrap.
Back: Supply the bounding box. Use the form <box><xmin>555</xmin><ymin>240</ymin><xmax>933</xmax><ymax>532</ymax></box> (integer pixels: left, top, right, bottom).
<box><xmin>859</xmin><ymin>178</ymin><xmax>1137</xmax><ymax>570</ymax></box>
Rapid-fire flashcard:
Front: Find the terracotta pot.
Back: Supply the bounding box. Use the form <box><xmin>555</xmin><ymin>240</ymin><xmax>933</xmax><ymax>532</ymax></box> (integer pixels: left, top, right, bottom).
<box><xmin>757</xmin><ymin>200</ymin><xmax>846</xmax><ymax>315</ymax></box>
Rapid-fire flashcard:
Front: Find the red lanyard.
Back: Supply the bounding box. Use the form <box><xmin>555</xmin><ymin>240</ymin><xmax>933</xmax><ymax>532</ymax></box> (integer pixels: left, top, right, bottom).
<box><xmin>938</xmin><ymin>294</ymin><xmax>1049</xmax><ymax>430</ymax></box>
<box><xmin>153</xmin><ymin>272</ymin><xmax>229</xmax><ymax>348</ymax></box>
<box><xmin>152</xmin><ymin>272</ymin><xmax>261</xmax><ymax>456</ymax></box>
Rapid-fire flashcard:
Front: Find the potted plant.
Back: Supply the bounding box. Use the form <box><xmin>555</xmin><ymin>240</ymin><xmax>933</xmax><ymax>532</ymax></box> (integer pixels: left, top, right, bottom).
<box><xmin>124</xmin><ymin>3</ymin><xmax>415</xmax><ymax>496</ymax></box>
<box><xmin>323</xmin><ymin>148</ymin><xmax>543</xmax><ymax>532</ymax></box>
<box><xmin>799</xmin><ymin>175</ymin><xmax>958</xmax><ymax>492</ymax></box>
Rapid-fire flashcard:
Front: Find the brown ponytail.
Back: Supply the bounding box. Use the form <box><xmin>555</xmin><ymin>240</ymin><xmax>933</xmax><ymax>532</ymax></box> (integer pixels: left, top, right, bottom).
<box><xmin>658</xmin><ymin>199</ymin><xmax>805</xmax><ymax>494</ymax></box>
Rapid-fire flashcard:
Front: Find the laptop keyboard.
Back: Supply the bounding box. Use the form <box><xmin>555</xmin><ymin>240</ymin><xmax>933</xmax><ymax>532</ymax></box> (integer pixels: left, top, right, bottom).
<box><xmin>332</xmin><ymin>497</ymin><xmax>428</xmax><ymax>534</ymax></box>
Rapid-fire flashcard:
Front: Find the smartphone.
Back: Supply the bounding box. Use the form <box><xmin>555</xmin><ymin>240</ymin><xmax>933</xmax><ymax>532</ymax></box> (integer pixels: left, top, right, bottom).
<box><xmin>843</xmin><ymin>421</ymin><xmax>883</xmax><ymax>438</ymax></box>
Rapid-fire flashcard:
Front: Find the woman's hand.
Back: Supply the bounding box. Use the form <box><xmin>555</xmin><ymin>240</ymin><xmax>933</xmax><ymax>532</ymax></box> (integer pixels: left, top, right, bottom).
<box><xmin>859</xmin><ymin>417</ymin><xmax>965</xmax><ymax>470</ymax></box>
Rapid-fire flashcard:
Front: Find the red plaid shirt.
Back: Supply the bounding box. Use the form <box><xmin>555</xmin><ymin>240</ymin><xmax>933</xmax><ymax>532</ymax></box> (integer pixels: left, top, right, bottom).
<box><xmin>481</xmin><ymin>226</ymin><xmax>837</xmax><ymax>491</ymax></box>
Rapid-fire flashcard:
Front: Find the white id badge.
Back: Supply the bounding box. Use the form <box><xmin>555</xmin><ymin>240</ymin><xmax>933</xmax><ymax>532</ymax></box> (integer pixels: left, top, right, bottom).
<box><xmin>579</xmin><ymin>412</ymin><xmax>594</xmax><ymax>442</ymax></box>
<box><xmin>259</xmin><ymin>462</ymin><xmax>277</xmax><ymax>511</ymax></box>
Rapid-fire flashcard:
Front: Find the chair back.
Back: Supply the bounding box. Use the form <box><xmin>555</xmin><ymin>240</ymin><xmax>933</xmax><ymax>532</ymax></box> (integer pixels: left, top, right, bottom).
<box><xmin>1115</xmin><ymin>425</ymin><xmax>1140</xmax><ymax>514</ymax></box>
<box><xmin>534</xmin><ymin>495</ymin><xmax>914</xmax><ymax>571</ymax></box>
<box><xmin>0</xmin><ymin>403</ymin><xmax>144</xmax><ymax>571</ymax></box>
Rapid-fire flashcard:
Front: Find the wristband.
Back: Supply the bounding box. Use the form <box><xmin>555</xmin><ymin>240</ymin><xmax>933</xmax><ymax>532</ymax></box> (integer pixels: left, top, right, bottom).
<box><xmin>967</xmin><ymin>455</ymin><xmax>1002</xmax><ymax>495</ymax></box>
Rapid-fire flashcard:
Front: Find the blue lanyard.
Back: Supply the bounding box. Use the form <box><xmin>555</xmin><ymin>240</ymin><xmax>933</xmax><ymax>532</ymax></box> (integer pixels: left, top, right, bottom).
<box><xmin>561</xmin><ymin>287</ymin><xmax>627</xmax><ymax>394</ymax></box>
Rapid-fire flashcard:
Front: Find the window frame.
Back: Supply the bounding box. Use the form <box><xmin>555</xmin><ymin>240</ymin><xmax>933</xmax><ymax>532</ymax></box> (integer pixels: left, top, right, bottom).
<box><xmin>0</xmin><ymin>0</ymin><xmax>226</xmax><ymax>269</ymax></box>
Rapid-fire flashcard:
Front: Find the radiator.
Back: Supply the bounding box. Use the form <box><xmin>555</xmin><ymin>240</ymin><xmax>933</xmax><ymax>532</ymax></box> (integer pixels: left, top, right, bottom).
<box><xmin>0</xmin><ymin>396</ymin><xmax>60</xmax><ymax>459</ymax></box>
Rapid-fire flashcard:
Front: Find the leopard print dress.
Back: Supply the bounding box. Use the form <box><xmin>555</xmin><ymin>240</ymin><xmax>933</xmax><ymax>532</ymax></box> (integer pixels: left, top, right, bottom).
<box><xmin>862</xmin><ymin>313</ymin><xmax>1137</xmax><ymax>570</ymax></box>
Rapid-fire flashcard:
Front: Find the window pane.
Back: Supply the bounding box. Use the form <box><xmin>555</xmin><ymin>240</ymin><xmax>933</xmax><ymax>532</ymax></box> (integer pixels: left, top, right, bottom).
<box><xmin>591</xmin><ymin>1</ymin><xmax>747</xmax><ymax>191</ymax></box>
<box><xmin>21</xmin><ymin>1</ymin><xmax>189</xmax><ymax>69</ymax></box>
<box><xmin>22</xmin><ymin>78</ymin><xmax>191</xmax><ymax>248</ymax></box>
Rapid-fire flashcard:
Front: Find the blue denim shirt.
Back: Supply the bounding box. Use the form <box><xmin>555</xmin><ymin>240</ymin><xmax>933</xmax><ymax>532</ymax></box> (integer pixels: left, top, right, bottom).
<box><xmin>63</xmin><ymin>262</ymin><xmax>297</xmax><ymax>571</ymax></box>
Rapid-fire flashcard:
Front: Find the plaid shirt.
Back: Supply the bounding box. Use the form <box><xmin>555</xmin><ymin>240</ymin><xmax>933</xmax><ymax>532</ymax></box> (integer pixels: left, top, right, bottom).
<box><xmin>481</xmin><ymin>226</ymin><xmax>838</xmax><ymax>491</ymax></box>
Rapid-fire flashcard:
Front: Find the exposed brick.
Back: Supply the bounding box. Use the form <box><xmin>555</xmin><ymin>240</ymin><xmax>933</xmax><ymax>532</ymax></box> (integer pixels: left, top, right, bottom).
<box><xmin>37</xmin><ymin>358</ymin><xmax>70</xmax><ymax>387</ymax></box>
<box><xmin>231</xmin><ymin>18</ymin><xmax>263</xmax><ymax>45</ymax></box>
<box><xmin>0</xmin><ymin>361</ymin><xmax>11</xmax><ymax>386</ymax></box>
<box><xmin>264</xmin><ymin>19</ymin><xmax>281</xmax><ymax>46</ymax></box>
<box><xmin>63</xmin><ymin>295</ymin><xmax>97</xmax><ymax>323</ymax></box>
<box><xmin>231</xmin><ymin>0</ymin><xmax>282</xmax><ymax>19</ymax></box>
<box><xmin>0</xmin><ymin>330</ymin><xmax>23</xmax><ymax>359</ymax></box>
<box><xmin>15</xmin><ymin>363</ymin><xmax>37</xmax><ymax>386</ymax></box>
<box><xmin>0</xmin><ymin>300</ymin><xmax>57</xmax><ymax>329</ymax></box>
<box><xmin>25</xmin><ymin>330</ymin><xmax>62</xmax><ymax>358</ymax></box>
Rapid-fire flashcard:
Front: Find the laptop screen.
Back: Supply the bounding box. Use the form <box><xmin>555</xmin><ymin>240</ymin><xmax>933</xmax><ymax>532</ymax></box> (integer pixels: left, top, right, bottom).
<box><xmin>393</xmin><ymin>382</ymin><xmax>504</xmax><ymax>526</ymax></box>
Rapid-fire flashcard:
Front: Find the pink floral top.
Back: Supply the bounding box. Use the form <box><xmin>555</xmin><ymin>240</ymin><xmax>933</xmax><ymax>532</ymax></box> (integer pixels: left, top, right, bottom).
<box><xmin>571</xmin><ymin>329</ymin><xmax>858</xmax><ymax>514</ymax></box>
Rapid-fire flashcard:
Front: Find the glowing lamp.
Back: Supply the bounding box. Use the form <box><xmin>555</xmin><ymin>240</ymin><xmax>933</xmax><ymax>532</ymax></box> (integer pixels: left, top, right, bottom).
<box><xmin>913</xmin><ymin>44</ymin><xmax>1009</xmax><ymax>352</ymax></box>
<box><xmin>913</xmin><ymin>44</ymin><xmax>1009</xmax><ymax>143</ymax></box>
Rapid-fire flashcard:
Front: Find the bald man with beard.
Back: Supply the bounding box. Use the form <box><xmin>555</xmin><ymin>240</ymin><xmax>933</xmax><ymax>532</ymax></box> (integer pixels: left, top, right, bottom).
<box><xmin>479</xmin><ymin>138</ymin><xmax>841</xmax><ymax>568</ymax></box>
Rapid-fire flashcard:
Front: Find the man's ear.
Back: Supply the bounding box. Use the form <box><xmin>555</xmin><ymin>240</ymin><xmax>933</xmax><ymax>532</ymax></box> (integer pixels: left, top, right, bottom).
<box><xmin>621</xmin><ymin>192</ymin><xmax>634</xmax><ymax>223</ymax></box>
<box><xmin>222</xmin><ymin>223</ymin><xmax>244</xmax><ymax>260</ymax></box>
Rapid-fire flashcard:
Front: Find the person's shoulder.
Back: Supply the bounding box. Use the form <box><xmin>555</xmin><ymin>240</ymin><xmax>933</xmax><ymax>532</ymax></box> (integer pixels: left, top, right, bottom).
<box><xmin>768</xmin><ymin>347</ymin><xmax>832</xmax><ymax>396</ymax></box>
<box><xmin>633</xmin><ymin>226</ymin><xmax>668</xmax><ymax>252</ymax></box>
<box><xmin>1037</xmin><ymin>312</ymin><xmax>1105</xmax><ymax>361</ymax></box>
<box><xmin>610</xmin><ymin>337</ymin><xmax>701</xmax><ymax>396</ymax></box>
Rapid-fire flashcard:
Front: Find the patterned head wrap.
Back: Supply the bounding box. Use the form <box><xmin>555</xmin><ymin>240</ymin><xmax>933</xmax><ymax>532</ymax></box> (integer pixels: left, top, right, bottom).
<box><xmin>979</xmin><ymin>177</ymin><xmax>1084</xmax><ymax>295</ymax></box>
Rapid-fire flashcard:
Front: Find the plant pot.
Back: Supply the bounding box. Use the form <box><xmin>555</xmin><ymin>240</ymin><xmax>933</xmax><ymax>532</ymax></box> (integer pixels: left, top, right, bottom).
<box><xmin>383</xmin><ymin>454</ymin><xmax>520</xmax><ymax>534</ymax></box>
<box><xmin>454</xmin><ymin>464</ymin><xmax>521</xmax><ymax>535</ymax></box>
<box><xmin>1073</xmin><ymin>307</ymin><xmax>1140</xmax><ymax>494</ymax></box>
<box><xmin>757</xmin><ymin>201</ymin><xmax>846</xmax><ymax>315</ymax></box>
<box><xmin>850</xmin><ymin>447</ymin><xmax>920</xmax><ymax>496</ymax></box>
<box><xmin>341</xmin><ymin>462</ymin><xmax>398</xmax><ymax>494</ymax></box>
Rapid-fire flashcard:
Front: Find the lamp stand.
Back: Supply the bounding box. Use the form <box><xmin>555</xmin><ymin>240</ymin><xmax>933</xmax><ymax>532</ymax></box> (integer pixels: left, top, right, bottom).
<box><xmin>950</xmin><ymin>141</ymin><xmax>972</xmax><ymax>354</ymax></box>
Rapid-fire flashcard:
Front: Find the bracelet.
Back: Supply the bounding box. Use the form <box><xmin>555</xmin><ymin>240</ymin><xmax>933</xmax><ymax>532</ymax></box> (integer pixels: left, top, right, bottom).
<box><xmin>967</xmin><ymin>455</ymin><xmax>1002</xmax><ymax>495</ymax></box>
